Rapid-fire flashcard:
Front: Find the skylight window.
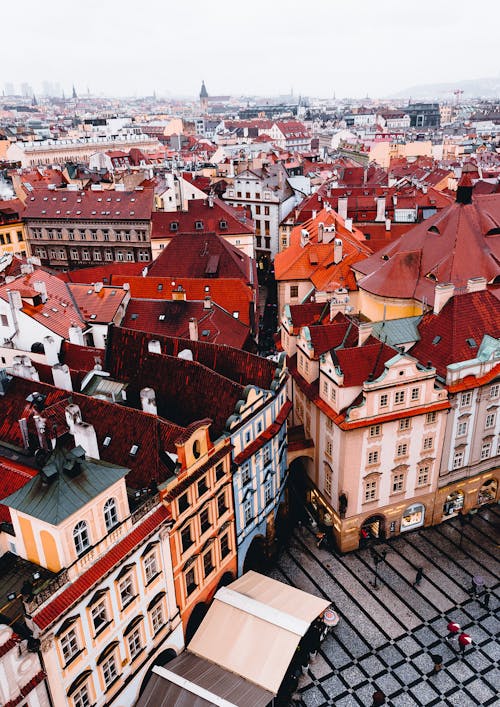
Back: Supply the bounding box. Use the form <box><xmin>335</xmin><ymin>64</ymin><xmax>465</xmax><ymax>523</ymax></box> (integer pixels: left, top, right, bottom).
<box><xmin>130</xmin><ymin>313</ymin><xmax>139</xmax><ymax>320</ymax></box>
<box><xmin>432</xmin><ymin>335</ymin><xmax>441</xmax><ymax>345</ymax></box>
<box><xmin>103</xmin><ymin>435</ymin><xmax>111</xmax><ymax>447</ymax></box>
<box><xmin>466</xmin><ymin>338</ymin><xmax>477</xmax><ymax>348</ymax></box>
<box><xmin>51</xmin><ymin>307</ymin><xmax>58</xmax><ymax>313</ymax></box>
<box><xmin>90</xmin><ymin>314</ymin><xmax>97</xmax><ymax>320</ymax></box>
<box><xmin>158</xmin><ymin>314</ymin><xmax>165</xmax><ymax>320</ymax></box>
<box><xmin>129</xmin><ymin>444</ymin><xmax>139</xmax><ymax>456</ymax></box>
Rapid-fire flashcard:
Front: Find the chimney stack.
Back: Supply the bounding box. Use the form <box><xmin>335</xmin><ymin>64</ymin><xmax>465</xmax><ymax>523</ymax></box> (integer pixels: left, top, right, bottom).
<box><xmin>337</xmin><ymin>197</ymin><xmax>348</xmax><ymax>220</ymax></box>
<box><xmin>43</xmin><ymin>335</ymin><xmax>59</xmax><ymax>366</ymax></box>
<box><xmin>65</xmin><ymin>404</ymin><xmax>82</xmax><ymax>434</ymax></box>
<box><xmin>189</xmin><ymin>318</ymin><xmax>199</xmax><ymax>341</ymax></box>
<box><xmin>73</xmin><ymin>421</ymin><xmax>100</xmax><ymax>459</ymax></box>
<box><xmin>433</xmin><ymin>282</ymin><xmax>455</xmax><ymax>314</ymax></box>
<box><xmin>344</xmin><ymin>218</ymin><xmax>353</xmax><ymax>232</ymax></box>
<box><xmin>52</xmin><ymin>363</ymin><xmax>73</xmax><ymax>391</ymax></box>
<box><xmin>140</xmin><ymin>387</ymin><xmax>157</xmax><ymax>415</ymax></box>
<box><xmin>317</xmin><ymin>222</ymin><xmax>324</xmax><ymax>243</ymax></box>
<box><xmin>385</xmin><ymin>218</ymin><xmax>391</xmax><ymax>232</ymax></box>
<box><xmin>93</xmin><ymin>282</ymin><xmax>103</xmax><ymax>293</ymax></box>
<box><xmin>148</xmin><ymin>339</ymin><xmax>161</xmax><ymax>354</ymax></box>
<box><xmin>33</xmin><ymin>281</ymin><xmax>48</xmax><ymax>303</ymax></box>
<box><xmin>466</xmin><ymin>276</ymin><xmax>487</xmax><ymax>293</ymax></box>
<box><xmin>204</xmin><ymin>296</ymin><xmax>212</xmax><ymax>310</ymax></box>
<box><xmin>358</xmin><ymin>322</ymin><xmax>373</xmax><ymax>347</ymax></box>
<box><xmin>375</xmin><ymin>197</ymin><xmax>386</xmax><ymax>222</ymax></box>
<box><xmin>68</xmin><ymin>325</ymin><xmax>85</xmax><ymax>346</ymax></box>
<box><xmin>334</xmin><ymin>238</ymin><xmax>343</xmax><ymax>264</ymax></box>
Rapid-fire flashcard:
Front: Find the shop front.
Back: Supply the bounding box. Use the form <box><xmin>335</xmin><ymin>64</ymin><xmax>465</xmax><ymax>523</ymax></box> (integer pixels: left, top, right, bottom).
<box><xmin>442</xmin><ymin>489</ymin><xmax>465</xmax><ymax>517</ymax></box>
<box><xmin>400</xmin><ymin>503</ymin><xmax>426</xmax><ymax>532</ymax></box>
<box><xmin>477</xmin><ymin>478</ymin><xmax>498</xmax><ymax>506</ymax></box>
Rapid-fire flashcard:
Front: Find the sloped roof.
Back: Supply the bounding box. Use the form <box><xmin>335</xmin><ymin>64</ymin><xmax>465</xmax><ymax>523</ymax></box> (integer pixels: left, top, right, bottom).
<box><xmin>354</xmin><ymin>193</ymin><xmax>500</xmax><ymax>305</ymax></box>
<box><xmin>410</xmin><ymin>290</ymin><xmax>500</xmax><ymax>378</ymax></box>
<box><xmin>334</xmin><ymin>341</ymin><xmax>396</xmax><ymax>387</ymax></box>
<box><xmin>68</xmin><ymin>283</ymin><xmax>128</xmax><ymax>323</ymax></box>
<box><xmin>0</xmin><ymin>456</ymin><xmax>38</xmax><ymax>523</ymax></box>
<box><xmin>151</xmin><ymin>198</ymin><xmax>254</xmax><ymax>238</ymax></box>
<box><xmin>23</xmin><ymin>187</ymin><xmax>154</xmax><ymax>221</ymax></box>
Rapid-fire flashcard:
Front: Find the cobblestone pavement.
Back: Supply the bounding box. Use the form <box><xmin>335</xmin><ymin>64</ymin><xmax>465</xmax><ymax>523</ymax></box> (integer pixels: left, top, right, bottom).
<box><xmin>269</xmin><ymin>505</ymin><xmax>500</xmax><ymax>706</ymax></box>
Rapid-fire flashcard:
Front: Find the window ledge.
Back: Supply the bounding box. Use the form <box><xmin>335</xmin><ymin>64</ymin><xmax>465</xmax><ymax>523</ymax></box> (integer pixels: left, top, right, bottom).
<box><xmin>104</xmin><ymin>675</ymin><xmax>122</xmax><ymax>694</ymax></box>
<box><xmin>93</xmin><ymin>620</ymin><xmax>113</xmax><ymax>639</ymax></box>
<box><xmin>145</xmin><ymin>572</ymin><xmax>161</xmax><ymax>588</ymax></box>
<box><xmin>63</xmin><ymin>647</ymin><xmax>85</xmax><ymax>669</ymax></box>
<box><xmin>120</xmin><ymin>594</ymin><xmax>138</xmax><ymax>611</ymax></box>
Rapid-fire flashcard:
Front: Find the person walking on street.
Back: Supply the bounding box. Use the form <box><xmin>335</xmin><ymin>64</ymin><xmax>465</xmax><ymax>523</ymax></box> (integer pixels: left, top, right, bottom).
<box><xmin>413</xmin><ymin>566</ymin><xmax>424</xmax><ymax>586</ymax></box>
<box><xmin>483</xmin><ymin>588</ymin><xmax>491</xmax><ymax>610</ymax></box>
<box><xmin>371</xmin><ymin>689</ymin><xmax>386</xmax><ymax>706</ymax></box>
<box><xmin>429</xmin><ymin>653</ymin><xmax>443</xmax><ymax>675</ymax></box>
<box><xmin>458</xmin><ymin>632</ymin><xmax>472</xmax><ymax>656</ymax></box>
<box><xmin>446</xmin><ymin>621</ymin><xmax>461</xmax><ymax>641</ymax></box>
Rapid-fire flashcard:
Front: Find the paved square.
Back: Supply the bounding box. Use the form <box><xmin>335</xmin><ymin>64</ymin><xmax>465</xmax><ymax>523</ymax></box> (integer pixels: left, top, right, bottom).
<box><xmin>269</xmin><ymin>505</ymin><xmax>499</xmax><ymax>706</ymax></box>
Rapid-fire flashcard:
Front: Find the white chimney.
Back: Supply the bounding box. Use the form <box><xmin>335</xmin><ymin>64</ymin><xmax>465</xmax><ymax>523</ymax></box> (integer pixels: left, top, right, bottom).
<box><xmin>204</xmin><ymin>296</ymin><xmax>212</xmax><ymax>310</ymax></box>
<box><xmin>385</xmin><ymin>218</ymin><xmax>391</xmax><ymax>232</ymax></box>
<box><xmin>68</xmin><ymin>325</ymin><xmax>85</xmax><ymax>346</ymax></box>
<box><xmin>28</xmin><ymin>256</ymin><xmax>41</xmax><ymax>266</ymax></box>
<box><xmin>344</xmin><ymin>218</ymin><xmax>353</xmax><ymax>232</ymax></box>
<box><xmin>7</xmin><ymin>289</ymin><xmax>23</xmax><ymax>311</ymax></box>
<box><xmin>300</xmin><ymin>229</ymin><xmax>310</xmax><ymax>248</ymax></box>
<box><xmin>142</xmin><ymin>267</ymin><xmax>148</xmax><ymax>277</ymax></box>
<box><xmin>376</xmin><ymin>197</ymin><xmax>386</xmax><ymax>222</ymax></box>
<box><xmin>433</xmin><ymin>282</ymin><xmax>455</xmax><ymax>314</ymax></box>
<box><xmin>358</xmin><ymin>322</ymin><xmax>373</xmax><ymax>347</ymax></box>
<box><xmin>334</xmin><ymin>238</ymin><xmax>343</xmax><ymax>264</ymax></box>
<box><xmin>317</xmin><ymin>223</ymin><xmax>324</xmax><ymax>243</ymax></box>
<box><xmin>178</xmin><ymin>348</ymin><xmax>194</xmax><ymax>361</ymax></box>
<box><xmin>21</xmin><ymin>262</ymin><xmax>35</xmax><ymax>275</ymax></box>
<box><xmin>148</xmin><ymin>339</ymin><xmax>161</xmax><ymax>354</ymax></box>
<box><xmin>140</xmin><ymin>387</ymin><xmax>157</xmax><ymax>415</ymax></box>
<box><xmin>42</xmin><ymin>336</ymin><xmax>59</xmax><ymax>367</ymax></box>
<box><xmin>33</xmin><ymin>281</ymin><xmax>48</xmax><ymax>303</ymax></box>
<box><xmin>208</xmin><ymin>193</ymin><xmax>214</xmax><ymax>208</ymax></box>
<box><xmin>65</xmin><ymin>404</ymin><xmax>82</xmax><ymax>434</ymax></box>
<box><xmin>33</xmin><ymin>415</ymin><xmax>49</xmax><ymax>450</ymax></box>
<box><xmin>52</xmin><ymin>363</ymin><xmax>73</xmax><ymax>391</ymax></box>
<box><xmin>337</xmin><ymin>197</ymin><xmax>348</xmax><ymax>220</ymax></box>
<box><xmin>73</xmin><ymin>421</ymin><xmax>100</xmax><ymax>459</ymax></box>
<box><xmin>466</xmin><ymin>277</ymin><xmax>487</xmax><ymax>293</ymax></box>
<box><xmin>122</xmin><ymin>282</ymin><xmax>130</xmax><ymax>291</ymax></box>
<box><xmin>12</xmin><ymin>357</ymin><xmax>40</xmax><ymax>382</ymax></box>
<box><xmin>93</xmin><ymin>282</ymin><xmax>103</xmax><ymax>293</ymax></box>
<box><xmin>189</xmin><ymin>318</ymin><xmax>199</xmax><ymax>341</ymax></box>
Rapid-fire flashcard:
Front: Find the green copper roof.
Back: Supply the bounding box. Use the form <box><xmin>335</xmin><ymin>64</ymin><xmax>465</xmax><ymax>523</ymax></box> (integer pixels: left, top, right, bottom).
<box><xmin>4</xmin><ymin>448</ymin><xmax>129</xmax><ymax>526</ymax></box>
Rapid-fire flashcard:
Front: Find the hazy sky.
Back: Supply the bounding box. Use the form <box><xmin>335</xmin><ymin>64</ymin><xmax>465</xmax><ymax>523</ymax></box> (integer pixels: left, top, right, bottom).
<box><xmin>2</xmin><ymin>0</ymin><xmax>499</xmax><ymax>98</ymax></box>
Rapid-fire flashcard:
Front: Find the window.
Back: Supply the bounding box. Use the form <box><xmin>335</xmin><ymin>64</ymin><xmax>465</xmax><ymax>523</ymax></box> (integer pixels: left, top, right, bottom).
<box><xmin>203</xmin><ymin>549</ymin><xmax>214</xmax><ymax>577</ymax></box>
<box><xmin>197</xmin><ymin>476</ymin><xmax>208</xmax><ymax>497</ymax></box>
<box><xmin>485</xmin><ymin>413</ymin><xmax>496</xmax><ymax>429</ymax></box>
<box><xmin>396</xmin><ymin>443</ymin><xmax>408</xmax><ymax>457</ymax></box>
<box><xmin>264</xmin><ymin>206</ymin><xmax>270</xmax><ymax>216</ymax></box>
<box><xmin>411</xmin><ymin>387</ymin><xmax>420</xmax><ymax>401</ymax></box>
<box><xmin>150</xmin><ymin>603</ymin><xmax>164</xmax><ymax>634</ymax></box>
<box><xmin>127</xmin><ymin>628</ymin><xmax>142</xmax><ymax>660</ymax></box>
<box><xmin>17</xmin><ymin>230</ymin><xmax>23</xmax><ymax>242</ymax></box>
<box><xmin>220</xmin><ymin>532</ymin><xmax>230</xmax><ymax>559</ymax></box>
<box><xmin>185</xmin><ymin>567</ymin><xmax>197</xmax><ymax>595</ymax></box>
<box><xmin>380</xmin><ymin>394</ymin><xmax>388</xmax><ymax>407</ymax></box>
<box><xmin>453</xmin><ymin>450</ymin><xmax>464</xmax><ymax>469</ymax></box>
<box><xmin>215</xmin><ymin>462</ymin><xmax>225</xmax><ymax>481</ymax></box>
<box><xmin>217</xmin><ymin>492</ymin><xmax>227</xmax><ymax>517</ymax></box>
<box><xmin>323</xmin><ymin>380</ymin><xmax>329</xmax><ymax>396</ymax></box>
<box><xmin>119</xmin><ymin>575</ymin><xmax>135</xmax><ymax>607</ymax></box>
<box><xmin>60</xmin><ymin>629</ymin><xmax>79</xmax><ymax>664</ymax></box>
<box><xmin>243</xmin><ymin>498</ymin><xmax>252</xmax><ymax>526</ymax></box>
<box><xmin>480</xmin><ymin>441</ymin><xmax>491</xmax><ymax>460</ymax></box>
<box><xmin>241</xmin><ymin>463</ymin><xmax>250</xmax><ymax>485</ymax></box>
<box><xmin>104</xmin><ymin>498</ymin><xmax>118</xmax><ymax>531</ymax></box>
<box><xmin>200</xmin><ymin>507</ymin><xmax>211</xmax><ymax>534</ymax></box>
<box><xmin>0</xmin><ymin>314</ymin><xmax>8</xmax><ymax>326</ymax></box>
<box><xmin>245</xmin><ymin>430</ymin><xmax>251</xmax><ymax>444</ymax></box>
<box><xmin>457</xmin><ymin>421</ymin><xmax>468</xmax><ymax>437</ymax></box>
<box><xmin>490</xmin><ymin>384</ymin><xmax>500</xmax><ymax>399</ymax></box>
<box><xmin>263</xmin><ymin>445</ymin><xmax>271</xmax><ymax>465</ymax></box>
<box><xmin>325</xmin><ymin>468</ymin><xmax>332</xmax><ymax>497</ymax></box>
<box><xmin>330</xmin><ymin>386</ymin><xmax>336</xmax><ymax>403</ymax></box>
<box><xmin>399</xmin><ymin>418</ymin><xmax>410</xmax><ymax>431</ymax></box>
<box><xmin>290</xmin><ymin>285</ymin><xmax>299</xmax><ymax>298</ymax></box>
<box><xmin>326</xmin><ymin>417</ymin><xmax>333</xmax><ymax>431</ymax></box>
<box><xmin>91</xmin><ymin>600</ymin><xmax>108</xmax><ymax>633</ymax></box>
<box><xmin>367</xmin><ymin>450</ymin><xmax>379</xmax><ymax>465</ymax></box>
<box><xmin>370</xmin><ymin>425</ymin><xmax>381</xmax><ymax>437</ymax></box>
<box><xmin>178</xmin><ymin>492</ymin><xmax>189</xmax><ymax>513</ymax></box>
<box><xmin>73</xmin><ymin>684</ymin><xmax>91</xmax><ymax>707</ymax></box>
<box><xmin>326</xmin><ymin>439</ymin><xmax>333</xmax><ymax>457</ymax></box>
<box><xmin>255</xmin><ymin>205</ymin><xmax>261</xmax><ymax>215</ymax></box>
<box><xmin>144</xmin><ymin>553</ymin><xmax>158</xmax><ymax>584</ymax></box>
<box><xmin>395</xmin><ymin>390</ymin><xmax>405</xmax><ymax>404</ymax></box>
<box><xmin>364</xmin><ymin>479</ymin><xmax>377</xmax><ymax>502</ymax></box>
<box><xmin>181</xmin><ymin>526</ymin><xmax>193</xmax><ymax>553</ymax></box>
<box><xmin>461</xmin><ymin>391</ymin><xmax>472</xmax><ymax>407</ymax></box>
<box><xmin>421</xmin><ymin>436</ymin><xmax>433</xmax><ymax>451</ymax></box>
<box><xmin>264</xmin><ymin>477</ymin><xmax>273</xmax><ymax>504</ymax></box>
<box><xmin>73</xmin><ymin>521</ymin><xmax>90</xmax><ymax>556</ymax></box>
<box><xmin>392</xmin><ymin>473</ymin><xmax>405</xmax><ymax>493</ymax></box>
<box><xmin>426</xmin><ymin>411</ymin><xmax>437</xmax><ymax>424</ymax></box>
<box><xmin>101</xmin><ymin>654</ymin><xmax>118</xmax><ymax>689</ymax></box>
<box><xmin>417</xmin><ymin>465</ymin><xmax>429</xmax><ymax>486</ymax></box>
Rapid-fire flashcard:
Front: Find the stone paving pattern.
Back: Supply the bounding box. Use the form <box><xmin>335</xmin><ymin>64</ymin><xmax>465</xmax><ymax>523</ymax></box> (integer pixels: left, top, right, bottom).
<box><xmin>269</xmin><ymin>505</ymin><xmax>499</xmax><ymax>706</ymax></box>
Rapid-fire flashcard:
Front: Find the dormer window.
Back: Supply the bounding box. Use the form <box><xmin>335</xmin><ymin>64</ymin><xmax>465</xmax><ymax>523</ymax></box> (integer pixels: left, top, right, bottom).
<box><xmin>104</xmin><ymin>498</ymin><xmax>118</xmax><ymax>531</ymax></box>
<box><xmin>73</xmin><ymin>520</ymin><xmax>90</xmax><ymax>556</ymax></box>
<box><xmin>219</xmin><ymin>220</ymin><xmax>227</xmax><ymax>230</ymax></box>
<box><xmin>195</xmin><ymin>221</ymin><xmax>203</xmax><ymax>230</ymax></box>
<box><xmin>130</xmin><ymin>444</ymin><xmax>139</xmax><ymax>456</ymax></box>
<box><xmin>170</xmin><ymin>222</ymin><xmax>178</xmax><ymax>232</ymax></box>
<box><xmin>103</xmin><ymin>435</ymin><xmax>111</xmax><ymax>447</ymax></box>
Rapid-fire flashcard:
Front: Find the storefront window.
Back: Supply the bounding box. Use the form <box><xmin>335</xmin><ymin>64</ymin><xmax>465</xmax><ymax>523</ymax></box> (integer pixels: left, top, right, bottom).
<box><xmin>443</xmin><ymin>490</ymin><xmax>464</xmax><ymax>517</ymax></box>
<box><xmin>477</xmin><ymin>479</ymin><xmax>497</xmax><ymax>506</ymax></box>
<box><xmin>401</xmin><ymin>503</ymin><xmax>425</xmax><ymax>531</ymax></box>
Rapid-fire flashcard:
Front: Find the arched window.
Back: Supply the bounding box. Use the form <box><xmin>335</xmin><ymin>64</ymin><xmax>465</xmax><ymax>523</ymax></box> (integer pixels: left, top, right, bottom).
<box><xmin>73</xmin><ymin>521</ymin><xmax>90</xmax><ymax>556</ymax></box>
<box><xmin>104</xmin><ymin>499</ymin><xmax>118</xmax><ymax>531</ymax></box>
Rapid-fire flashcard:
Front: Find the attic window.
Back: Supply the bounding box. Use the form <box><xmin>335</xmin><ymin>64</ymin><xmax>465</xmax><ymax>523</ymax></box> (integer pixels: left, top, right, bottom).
<box><xmin>157</xmin><ymin>283</ymin><xmax>163</xmax><ymax>291</ymax></box>
<box><xmin>158</xmin><ymin>314</ymin><xmax>165</xmax><ymax>320</ymax></box>
<box><xmin>130</xmin><ymin>211</ymin><xmax>135</xmax><ymax>215</ymax></box>
<box><xmin>204</xmin><ymin>286</ymin><xmax>210</xmax><ymax>292</ymax></box>
<box><xmin>428</xmin><ymin>226</ymin><xmax>440</xmax><ymax>234</ymax></box>
<box><xmin>87</xmin><ymin>289</ymin><xmax>93</xmax><ymax>294</ymax></box>
<box><xmin>432</xmin><ymin>335</ymin><xmax>441</xmax><ymax>345</ymax></box>
<box><xmin>195</xmin><ymin>221</ymin><xmax>203</xmax><ymax>230</ymax></box>
<box><xmin>130</xmin><ymin>313</ymin><xmax>139</xmax><ymax>320</ymax></box>
<box><xmin>466</xmin><ymin>338</ymin><xmax>477</xmax><ymax>348</ymax></box>
<box><xmin>76</xmin><ymin>210</ymin><xmax>81</xmax><ymax>214</ymax></box>
<box><xmin>219</xmin><ymin>220</ymin><xmax>227</xmax><ymax>230</ymax></box>
<box><xmin>233</xmin><ymin>311</ymin><xmax>239</xmax><ymax>318</ymax></box>
<box><xmin>170</xmin><ymin>222</ymin><xmax>178</xmax><ymax>232</ymax></box>
<box><xmin>110</xmin><ymin>290</ymin><xmax>116</xmax><ymax>295</ymax></box>
<box><xmin>103</xmin><ymin>435</ymin><xmax>111</xmax><ymax>447</ymax></box>
<box><xmin>486</xmin><ymin>228</ymin><xmax>500</xmax><ymax>236</ymax></box>
<box><xmin>129</xmin><ymin>444</ymin><xmax>139</xmax><ymax>456</ymax></box>
<box><xmin>90</xmin><ymin>314</ymin><xmax>97</xmax><ymax>320</ymax></box>
<box><xmin>51</xmin><ymin>307</ymin><xmax>58</xmax><ymax>313</ymax></box>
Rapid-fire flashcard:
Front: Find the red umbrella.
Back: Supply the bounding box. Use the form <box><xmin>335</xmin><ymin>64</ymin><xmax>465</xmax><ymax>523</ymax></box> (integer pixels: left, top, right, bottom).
<box><xmin>458</xmin><ymin>633</ymin><xmax>472</xmax><ymax>647</ymax></box>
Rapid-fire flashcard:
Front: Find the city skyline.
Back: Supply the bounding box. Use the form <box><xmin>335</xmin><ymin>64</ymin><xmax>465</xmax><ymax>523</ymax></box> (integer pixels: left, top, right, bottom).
<box><xmin>2</xmin><ymin>0</ymin><xmax>499</xmax><ymax>99</ymax></box>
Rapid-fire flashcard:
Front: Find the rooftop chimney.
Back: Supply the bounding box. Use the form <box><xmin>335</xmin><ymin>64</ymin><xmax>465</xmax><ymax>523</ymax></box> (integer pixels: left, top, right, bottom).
<box><xmin>33</xmin><ymin>281</ymin><xmax>48</xmax><ymax>304</ymax></box>
<box><xmin>93</xmin><ymin>282</ymin><xmax>103</xmax><ymax>293</ymax></box>
<box><xmin>21</xmin><ymin>262</ymin><xmax>34</xmax><ymax>275</ymax></box>
<box><xmin>467</xmin><ymin>276</ymin><xmax>487</xmax><ymax>293</ymax></box>
<box><xmin>73</xmin><ymin>421</ymin><xmax>100</xmax><ymax>459</ymax></box>
<box><xmin>172</xmin><ymin>286</ymin><xmax>186</xmax><ymax>301</ymax></box>
<box><xmin>43</xmin><ymin>335</ymin><xmax>59</xmax><ymax>366</ymax></box>
<box><xmin>300</xmin><ymin>229</ymin><xmax>310</xmax><ymax>248</ymax></box>
<box><xmin>456</xmin><ymin>174</ymin><xmax>473</xmax><ymax>205</ymax></box>
<box><xmin>337</xmin><ymin>196</ymin><xmax>348</xmax><ymax>220</ymax></box>
<box><xmin>433</xmin><ymin>282</ymin><xmax>455</xmax><ymax>314</ymax></box>
<box><xmin>204</xmin><ymin>296</ymin><xmax>212</xmax><ymax>310</ymax></box>
<box><xmin>375</xmin><ymin>197</ymin><xmax>386</xmax><ymax>222</ymax></box>
<box><xmin>148</xmin><ymin>339</ymin><xmax>161</xmax><ymax>354</ymax></box>
<box><xmin>317</xmin><ymin>222</ymin><xmax>324</xmax><ymax>243</ymax></box>
<box><xmin>140</xmin><ymin>387</ymin><xmax>157</xmax><ymax>415</ymax></box>
<box><xmin>65</xmin><ymin>404</ymin><xmax>82</xmax><ymax>434</ymax></box>
<box><xmin>68</xmin><ymin>325</ymin><xmax>85</xmax><ymax>346</ymax></box>
<box><xmin>189</xmin><ymin>317</ymin><xmax>199</xmax><ymax>341</ymax></box>
<box><xmin>344</xmin><ymin>218</ymin><xmax>353</xmax><ymax>232</ymax></box>
<box><xmin>334</xmin><ymin>238</ymin><xmax>343</xmax><ymax>264</ymax></box>
<box><xmin>52</xmin><ymin>363</ymin><xmax>73</xmax><ymax>392</ymax></box>
<box><xmin>385</xmin><ymin>218</ymin><xmax>391</xmax><ymax>232</ymax></box>
<box><xmin>358</xmin><ymin>321</ymin><xmax>373</xmax><ymax>347</ymax></box>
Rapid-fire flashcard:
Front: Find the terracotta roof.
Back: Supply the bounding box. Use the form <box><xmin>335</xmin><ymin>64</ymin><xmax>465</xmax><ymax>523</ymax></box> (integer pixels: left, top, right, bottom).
<box><xmin>32</xmin><ymin>505</ymin><xmax>170</xmax><ymax>630</ymax></box>
<box><xmin>60</xmin><ymin>341</ymin><xmax>105</xmax><ymax>371</ymax></box>
<box><xmin>354</xmin><ymin>193</ymin><xmax>500</xmax><ymax>306</ymax></box>
<box><xmin>23</xmin><ymin>187</ymin><xmax>154</xmax><ymax>221</ymax></box>
<box><xmin>306</xmin><ymin>321</ymin><xmax>358</xmax><ymax>357</ymax></box>
<box><xmin>334</xmin><ymin>342</ymin><xmax>395</xmax><ymax>387</ymax></box>
<box><xmin>446</xmin><ymin>361</ymin><xmax>500</xmax><ymax>393</ymax></box>
<box><xmin>122</xmin><ymin>298</ymin><xmax>250</xmax><ymax>349</ymax></box>
<box><xmin>0</xmin><ymin>457</ymin><xmax>38</xmax><ymax>523</ymax></box>
<box><xmin>151</xmin><ymin>198</ymin><xmax>254</xmax><ymax>239</ymax></box>
<box><xmin>58</xmin><ymin>263</ymin><xmax>144</xmax><ymax>283</ymax></box>
<box><xmin>68</xmin><ymin>283</ymin><xmax>129</xmax><ymax>323</ymax></box>
<box><xmin>287</xmin><ymin>302</ymin><xmax>329</xmax><ymax>331</ymax></box>
<box><xmin>410</xmin><ymin>290</ymin><xmax>500</xmax><ymax>378</ymax></box>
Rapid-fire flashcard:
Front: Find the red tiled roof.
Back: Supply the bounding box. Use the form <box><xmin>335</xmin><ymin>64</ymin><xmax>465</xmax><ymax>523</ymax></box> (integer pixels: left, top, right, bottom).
<box><xmin>58</xmin><ymin>263</ymin><xmax>144</xmax><ymax>283</ymax></box>
<box><xmin>410</xmin><ymin>290</ymin><xmax>500</xmax><ymax>378</ymax></box>
<box><xmin>68</xmin><ymin>283</ymin><xmax>129</xmax><ymax>323</ymax></box>
<box><xmin>32</xmin><ymin>505</ymin><xmax>170</xmax><ymax>630</ymax></box>
<box><xmin>60</xmin><ymin>341</ymin><xmax>105</xmax><ymax>371</ymax></box>
<box><xmin>23</xmin><ymin>187</ymin><xmax>154</xmax><ymax>221</ymax></box>
<box><xmin>0</xmin><ymin>633</ymin><xmax>20</xmax><ymax>658</ymax></box>
<box><xmin>307</xmin><ymin>321</ymin><xmax>358</xmax><ymax>357</ymax></box>
<box><xmin>334</xmin><ymin>342</ymin><xmax>395</xmax><ymax>387</ymax></box>
<box><xmin>0</xmin><ymin>457</ymin><xmax>38</xmax><ymax>522</ymax></box>
<box><xmin>447</xmin><ymin>362</ymin><xmax>500</xmax><ymax>393</ymax></box>
<box><xmin>151</xmin><ymin>198</ymin><xmax>254</xmax><ymax>239</ymax></box>
<box><xmin>287</xmin><ymin>302</ymin><xmax>329</xmax><ymax>331</ymax></box>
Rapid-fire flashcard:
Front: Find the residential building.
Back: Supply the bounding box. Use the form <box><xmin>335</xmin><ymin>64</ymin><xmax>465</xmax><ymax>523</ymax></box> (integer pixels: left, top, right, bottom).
<box><xmin>0</xmin><ymin>199</ymin><xmax>28</xmax><ymax>258</ymax></box>
<box><xmin>23</xmin><ymin>186</ymin><xmax>154</xmax><ymax>269</ymax></box>
<box><xmin>268</xmin><ymin>120</ymin><xmax>312</xmax><ymax>152</ymax></box>
<box><xmin>405</xmin><ymin>103</ymin><xmax>441</xmax><ymax>129</ymax></box>
<box><xmin>0</xmin><ymin>622</ymin><xmax>49</xmax><ymax>707</ymax></box>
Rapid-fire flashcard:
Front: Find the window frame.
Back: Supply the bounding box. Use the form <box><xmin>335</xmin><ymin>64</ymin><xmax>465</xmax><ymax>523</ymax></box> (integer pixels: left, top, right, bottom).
<box><xmin>103</xmin><ymin>498</ymin><xmax>118</xmax><ymax>532</ymax></box>
<box><xmin>73</xmin><ymin>520</ymin><xmax>90</xmax><ymax>556</ymax></box>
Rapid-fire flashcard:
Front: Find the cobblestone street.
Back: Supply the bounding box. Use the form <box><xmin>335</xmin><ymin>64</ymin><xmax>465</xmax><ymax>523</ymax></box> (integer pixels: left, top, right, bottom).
<box><xmin>269</xmin><ymin>505</ymin><xmax>500</xmax><ymax>706</ymax></box>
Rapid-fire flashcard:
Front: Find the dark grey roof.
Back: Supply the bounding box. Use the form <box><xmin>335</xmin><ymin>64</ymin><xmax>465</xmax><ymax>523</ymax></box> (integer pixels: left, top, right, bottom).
<box><xmin>137</xmin><ymin>652</ymin><xmax>273</xmax><ymax>707</ymax></box>
<box><xmin>3</xmin><ymin>448</ymin><xmax>129</xmax><ymax>525</ymax></box>
<box><xmin>371</xmin><ymin>316</ymin><xmax>422</xmax><ymax>347</ymax></box>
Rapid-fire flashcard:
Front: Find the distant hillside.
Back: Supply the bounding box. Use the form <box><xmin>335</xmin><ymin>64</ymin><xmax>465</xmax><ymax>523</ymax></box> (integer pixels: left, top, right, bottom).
<box><xmin>390</xmin><ymin>75</ymin><xmax>500</xmax><ymax>101</ymax></box>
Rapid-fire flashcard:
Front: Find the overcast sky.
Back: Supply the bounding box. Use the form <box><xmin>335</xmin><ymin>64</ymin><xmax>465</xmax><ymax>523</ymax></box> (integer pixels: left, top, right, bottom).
<box><xmin>2</xmin><ymin>0</ymin><xmax>499</xmax><ymax>99</ymax></box>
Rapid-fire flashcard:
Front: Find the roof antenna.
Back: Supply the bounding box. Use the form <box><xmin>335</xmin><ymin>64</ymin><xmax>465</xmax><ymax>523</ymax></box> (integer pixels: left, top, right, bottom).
<box><xmin>200</xmin><ymin>241</ymin><xmax>209</xmax><ymax>257</ymax></box>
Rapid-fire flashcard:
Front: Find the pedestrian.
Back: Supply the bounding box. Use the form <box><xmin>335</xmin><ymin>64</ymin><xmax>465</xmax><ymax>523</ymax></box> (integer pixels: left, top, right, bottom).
<box><xmin>371</xmin><ymin>689</ymin><xmax>386</xmax><ymax>706</ymax></box>
<box><xmin>445</xmin><ymin>620</ymin><xmax>461</xmax><ymax>641</ymax></box>
<box><xmin>316</xmin><ymin>531</ymin><xmax>326</xmax><ymax>549</ymax></box>
<box><xmin>429</xmin><ymin>653</ymin><xmax>443</xmax><ymax>675</ymax></box>
<box><xmin>413</xmin><ymin>566</ymin><xmax>424</xmax><ymax>586</ymax></box>
<box><xmin>458</xmin><ymin>632</ymin><xmax>472</xmax><ymax>656</ymax></box>
<box><xmin>483</xmin><ymin>588</ymin><xmax>491</xmax><ymax>610</ymax></box>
